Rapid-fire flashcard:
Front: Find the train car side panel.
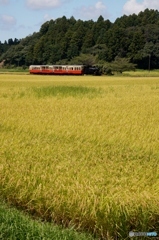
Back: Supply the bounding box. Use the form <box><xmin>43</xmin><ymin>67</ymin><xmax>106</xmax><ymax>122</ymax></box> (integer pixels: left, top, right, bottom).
<box><xmin>29</xmin><ymin>64</ymin><xmax>98</xmax><ymax>75</ymax></box>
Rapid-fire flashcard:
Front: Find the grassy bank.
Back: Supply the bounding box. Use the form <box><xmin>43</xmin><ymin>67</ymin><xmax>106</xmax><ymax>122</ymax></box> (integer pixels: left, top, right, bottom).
<box><xmin>0</xmin><ymin>75</ymin><xmax>159</xmax><ymax>239</ymax></box>
<box><xmin>123</xmin><ymin>69</ymin><xmax>159</xmax><ymax>77</ymax></box>
<box><xmin>0</xmin><ymin>200</ymin><xmax>95</xmax><ymax>240</ymax></box>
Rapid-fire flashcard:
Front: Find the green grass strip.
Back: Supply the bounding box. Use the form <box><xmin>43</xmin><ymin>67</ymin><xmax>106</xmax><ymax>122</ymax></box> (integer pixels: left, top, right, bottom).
<box><xmin>32</xmin><ymin>86</ymin><xmax>102</xmax><ymax>98</ymax></box>
<box><xmin>0</xmin><ymin>201</ymin><xmax>95</xmax><ymax>240</ymax></box>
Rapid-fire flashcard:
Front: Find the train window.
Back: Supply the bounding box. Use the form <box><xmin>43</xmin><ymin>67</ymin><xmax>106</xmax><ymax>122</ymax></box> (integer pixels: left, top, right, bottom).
<box><xmin>74</xmin><ymin>66</ymin><xmax>80</xmax><ymax>70</ymax></box>
<box><xmin>33</xmin><ymin>66</ymin><xmax>40</xmax><ymax>69</ymax></box>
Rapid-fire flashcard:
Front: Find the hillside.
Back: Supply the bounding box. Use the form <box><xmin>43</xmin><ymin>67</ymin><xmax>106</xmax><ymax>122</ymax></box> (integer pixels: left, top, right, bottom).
<box><xmin>0</xmin><ymin>9</ymin><xmax>159</xmax><ymax>70</ymax></box>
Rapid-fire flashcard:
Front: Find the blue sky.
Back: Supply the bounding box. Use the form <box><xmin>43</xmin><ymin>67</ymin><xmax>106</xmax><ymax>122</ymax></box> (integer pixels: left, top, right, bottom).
<box><xmin>0</xmin><ymin>0</ymin><xmax>159</xmax><ymax>43</ymax></box>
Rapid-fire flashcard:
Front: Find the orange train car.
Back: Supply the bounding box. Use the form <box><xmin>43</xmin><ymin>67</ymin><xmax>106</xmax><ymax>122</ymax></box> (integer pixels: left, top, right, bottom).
<box><xmin>29</xmin><ymin>65</ymin><xmax>85</xmax><ymax>75</ymax></box>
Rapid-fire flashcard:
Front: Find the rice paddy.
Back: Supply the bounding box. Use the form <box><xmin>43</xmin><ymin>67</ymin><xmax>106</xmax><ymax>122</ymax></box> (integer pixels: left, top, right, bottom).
<box><xmin>1</xmin><ymin>74</ymin><xmax>159</xmax><ymax>239</ymax></box>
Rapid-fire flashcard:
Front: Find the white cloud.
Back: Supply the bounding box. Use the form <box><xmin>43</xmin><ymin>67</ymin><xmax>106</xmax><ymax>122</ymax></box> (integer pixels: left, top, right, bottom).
<box><xmin>26</xmin><ymin>0</ymin><xmax>62</xmax><ymax>10</ymax></box>
<box><xmin>123</xmin><ymin>0</ymin><xmax>159</xmax><ymax>15</ymax></box>
<box><xmin>0</xmin><ymin>0</ymin><xmax>9</xmax><ymax>4</ymax></box>
<box><xmin>0</xmin><ymin>14</ymin><xmax>16</xmax><ymax>30</ymax></box>
<box><xmin>95</xmin><ymin>1</ymin><xmax>106</xmax><ymax>10</ymax></box>
<box><xmin>43</xmin><ymin>13</ymin><xmax>52</xmax><ymax>21</ymax></box>
<box><xmin>75</xmin><ymin>1</ymin><xmax>108</xmax><ymax>20</ymax></box>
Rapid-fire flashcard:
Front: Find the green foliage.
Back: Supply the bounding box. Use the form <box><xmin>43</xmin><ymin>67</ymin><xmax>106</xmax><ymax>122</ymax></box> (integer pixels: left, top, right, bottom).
<box><xmin>69</xmin><ymin>54</ymin><xmax>96</xmax><ymax>66</ymax></box>
<box><xmin>110</xmin><ymin>57</ymin><xmax>136</xmax><ymax>73</ymax></box>
<box><xmin>1</xmin><ymin>9</ymin><xmax>159</xmax><ymax>69</ymax></box>
<box><xmin>98</xmin><ymin>57</ymin><xmax>136</xmax><ymax>75</ymax></box>
<box><xmin>0</xmin><ymin>201</ymin><xmax>94</xmax><ymax>240</ymax></box>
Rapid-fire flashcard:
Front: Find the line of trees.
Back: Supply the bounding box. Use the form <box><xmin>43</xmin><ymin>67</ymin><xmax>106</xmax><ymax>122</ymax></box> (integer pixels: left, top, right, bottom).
<box><xmin>0</xmin><ymin>9</ymin><xmax>159</xmax><ymax>73</ymax></box>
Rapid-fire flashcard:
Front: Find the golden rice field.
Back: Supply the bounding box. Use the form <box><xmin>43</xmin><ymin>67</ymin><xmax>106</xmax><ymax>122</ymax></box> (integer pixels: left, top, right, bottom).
<box><xmin>1</xmin><ymin>74</ymin><xmax>159</xmax><ymax>239</ymax></box>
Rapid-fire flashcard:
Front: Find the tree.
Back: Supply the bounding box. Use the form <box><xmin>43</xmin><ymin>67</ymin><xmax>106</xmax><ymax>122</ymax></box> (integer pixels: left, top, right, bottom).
<box><xmin>100</xmin><ymin>57</ymin><xmax>136</xmax><ymax>75</ymax></box>
<box><xmin>82</xmin><ymin>30</ymin><xmax>94</xmax><ymax>53</ymax></box>
<box><xmin>69</xmin><ymin>54</ymin><xmax>96</xmax><ymax>66</ymax></box>
<box><xmin>33</xmin><ymin>37</ymin><xmax>45</xmax><ymax>64</ymax></box>
<box><xmin>111</xmin><ymin>57</ymin><xmax>136</xmax><ymax>73</ymax></box>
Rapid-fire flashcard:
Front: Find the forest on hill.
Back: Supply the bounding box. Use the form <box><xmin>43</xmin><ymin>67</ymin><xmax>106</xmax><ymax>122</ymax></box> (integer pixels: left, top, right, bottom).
<box><xmin>0</xmin><ymin>8</ymin><xmax>159</xmax><ymax>73</ymax></box>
